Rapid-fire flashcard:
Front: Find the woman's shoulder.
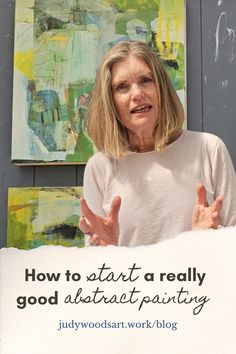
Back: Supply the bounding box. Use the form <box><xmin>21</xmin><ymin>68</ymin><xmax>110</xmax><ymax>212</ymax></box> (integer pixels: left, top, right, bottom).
<box><xmin>182</xmin><ymin>131</ymin><xmax>230</xmax><ymax>163</ymax></box>
<box><xmin>183</xmin><ymin>130</ymin><xmax>223</xmax><ymax>147</ymax></box>
<box><xmin>87</xmin><ymin>151</ymin><xmax>109</xmax><ymax>164</ymax></box>
<box><xmin>85</xmin><ymin>151</ymin><xmax>114</xmax><ymax>172</ymax></box>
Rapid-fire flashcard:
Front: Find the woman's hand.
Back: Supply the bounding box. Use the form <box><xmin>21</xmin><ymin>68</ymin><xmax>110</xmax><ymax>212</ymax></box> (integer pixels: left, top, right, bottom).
<box><xmin>192</xmin><ymin>183</ymin><xmax>223</xmax><ymax>230</ymax></box>
<box><xmin>79</xmin><ymin>196</ymin><xmax>121</xmax><ymax>246</ymax></box>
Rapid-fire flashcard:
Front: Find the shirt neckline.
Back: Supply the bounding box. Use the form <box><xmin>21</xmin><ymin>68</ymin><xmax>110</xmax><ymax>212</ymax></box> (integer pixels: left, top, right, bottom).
<box><xmin>130</xmin><ymin>129</ymin><xmax>186</xmax><ymax>156</ymax></box>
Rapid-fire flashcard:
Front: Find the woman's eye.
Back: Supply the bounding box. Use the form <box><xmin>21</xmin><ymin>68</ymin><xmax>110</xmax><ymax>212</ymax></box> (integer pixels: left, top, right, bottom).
<box><xmin>115</xmin><ymin>83</ymin><xmax>129</xmax><ymax>92</ymax></box>
<box><xmin>139</xmin><ymin>76</ymin><xmax>153</xmax><ymax>84</ymax></box>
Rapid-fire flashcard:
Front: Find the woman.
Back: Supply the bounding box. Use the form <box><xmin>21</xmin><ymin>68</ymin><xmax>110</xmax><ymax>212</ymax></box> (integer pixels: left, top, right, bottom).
<box><xmin>79</xmin><ymin>41</ymin><xmax>236</xmax><ymax>246</ymax></box>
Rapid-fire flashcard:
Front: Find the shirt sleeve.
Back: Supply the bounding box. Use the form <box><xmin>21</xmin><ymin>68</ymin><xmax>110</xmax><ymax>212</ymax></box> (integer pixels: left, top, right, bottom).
<box><xmin>212</xmin><ymin>138</ymin><xmax>236</xmax><ymax>226</ymax></box>
<box><xmin>83</xmin><ymin>153</ymin><xmax>107</xmax><ymax>217</ymax></box>
<box><xmin>82</xmin><ymin>153</ymin><xmax>108</xmax><ymax>246</ymax></box>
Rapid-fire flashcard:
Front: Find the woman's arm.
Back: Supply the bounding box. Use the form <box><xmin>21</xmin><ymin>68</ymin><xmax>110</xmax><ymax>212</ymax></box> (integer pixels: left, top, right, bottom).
<box><xmin>80</xmin><ymin>153</ymin><xmax>121</xmax><ymax>246</ymax></box>
<box><xmin>192</xmin><ymin>136</ymin><xmax>236</xmax><ymax>230</ymax></box>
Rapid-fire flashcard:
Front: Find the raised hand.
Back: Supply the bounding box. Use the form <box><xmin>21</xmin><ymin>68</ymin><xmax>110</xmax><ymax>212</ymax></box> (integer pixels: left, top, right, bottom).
<box><xmin>79</xmin><ymin>196</ymin><xmax>121</xmax><ymax>246</ymax></box>
<box><xmin>192</xmin><ymin>183</ymin><xmax>223</xmax><ymax>230</ymax></box>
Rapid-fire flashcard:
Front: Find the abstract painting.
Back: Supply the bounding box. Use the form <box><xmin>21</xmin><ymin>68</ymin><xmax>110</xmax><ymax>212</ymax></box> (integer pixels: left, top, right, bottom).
<box><xmin>12</xmin><ymin>0</ymin><xmax>185</xmax><ymax>165</ymax></box>
<box><xmin>7</xmin><ymin>187</ymin><xmax>84</xmax><ymax>249</ymax></box>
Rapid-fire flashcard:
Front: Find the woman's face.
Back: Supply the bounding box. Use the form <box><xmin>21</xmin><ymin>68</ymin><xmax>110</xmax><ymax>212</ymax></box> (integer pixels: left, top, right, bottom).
<box><xmin>111</xmin><ymin>55</ymin><xmax>159</xmax><ymax>138</ymax></box>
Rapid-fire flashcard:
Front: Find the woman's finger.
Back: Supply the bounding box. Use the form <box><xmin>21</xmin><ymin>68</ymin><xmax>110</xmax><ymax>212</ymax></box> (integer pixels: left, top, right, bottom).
<box><xmin>98</xmin><ymin>239</ymin><xmax>108</xmax><ymax>246</ymax></box>
<box><xmin>79</xmin><ymin>216</ymin><xmax>92</xmax><ymax>234</ymax></box>
<box><xmin>108</xmin><ymin>196</ymin><xmax>121</xmax><ymax>221</ymax></box>
<box><xmin>89</xmin><ymin>234</ymin><xmax>100</xmax><ymax>246</ymax></box>
<box><xmin>210</xmin><ymin>211</ymin><xmax>220</xmax><ymax>229</ymax></box>
<box><xmin>89</xmin><ymin>235</ymin><xmax>109</xmax><ymax>246</ymax></box>
<box><xmin>196</xmin><ymin>183</ymin><xmax>209</xmax><ymax>207</ymax></box>
<box><xmin>211</xmin><ymin>195</ymin><xmax>223</xmax><ymax>213</ymax></box>
<box><xmin>80</xmin><ymin>197</ymin><xmax>97</xmax><ymax>224</ymax></box>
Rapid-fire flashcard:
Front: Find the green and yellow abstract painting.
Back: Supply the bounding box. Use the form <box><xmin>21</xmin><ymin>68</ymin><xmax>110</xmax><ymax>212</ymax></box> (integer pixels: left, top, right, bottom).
<box><xmin>12</xmin><ymin>0</ymin><xmax>185</xmax><ymax>164</ymax></box>
<box><xmin>7</xmin><ymin>187</ymin><xmax>84</xmax><ymax>249</ymax></box>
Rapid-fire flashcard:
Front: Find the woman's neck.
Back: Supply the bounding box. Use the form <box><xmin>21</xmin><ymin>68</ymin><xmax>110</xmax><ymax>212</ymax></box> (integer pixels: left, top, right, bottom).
<box><xmin>128</xmin><ymin>132</ymin><xmax>155</xmax><ymax>152</ymax></box>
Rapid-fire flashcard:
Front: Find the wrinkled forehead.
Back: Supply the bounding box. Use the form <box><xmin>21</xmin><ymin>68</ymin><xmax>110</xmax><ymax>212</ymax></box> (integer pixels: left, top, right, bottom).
<box><xmin>110</xmin><ymin>54</ymin><xmax>153</xmax><ymax>81</ymax></box>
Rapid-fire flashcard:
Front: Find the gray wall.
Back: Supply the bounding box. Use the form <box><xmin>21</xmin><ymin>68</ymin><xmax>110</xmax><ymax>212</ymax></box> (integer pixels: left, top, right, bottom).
<box><xmin>0</xmin><ymin>0</ymin><xmax>236</xmax><ymax>247</ymax></box>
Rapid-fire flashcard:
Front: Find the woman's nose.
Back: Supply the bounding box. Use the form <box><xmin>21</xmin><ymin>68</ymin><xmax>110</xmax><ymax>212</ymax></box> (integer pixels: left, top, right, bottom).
<box><xmin>130</xmin><ymin>83</ymin><xmax>144</xmax><ymax>99</ymax></box>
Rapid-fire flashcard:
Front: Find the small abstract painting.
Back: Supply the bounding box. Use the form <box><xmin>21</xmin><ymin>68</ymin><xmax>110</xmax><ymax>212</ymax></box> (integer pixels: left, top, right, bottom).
<box><xmin>12</xmin><ymin>0</ymin><xmax>186</xmax><ymax>165</ymax></box>
<box><xmin>7</xmin><ymin>187</ymin><xmax>84</xmax><ymax>249</ymax></box>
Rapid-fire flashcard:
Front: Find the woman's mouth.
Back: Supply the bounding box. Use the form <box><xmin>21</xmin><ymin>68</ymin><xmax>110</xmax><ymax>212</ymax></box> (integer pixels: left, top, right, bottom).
<box><xmin>130</xmin><ymin>104</ymin><xmax>152</xmax><ymax>114</ymax></box>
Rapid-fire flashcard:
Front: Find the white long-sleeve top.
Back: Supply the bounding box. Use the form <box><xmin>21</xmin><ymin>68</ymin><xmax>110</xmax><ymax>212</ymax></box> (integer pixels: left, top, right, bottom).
<box><xmin>83</xmin><ymin>130</ymin><xmax>236</xmax><ymax>247</ymax></box>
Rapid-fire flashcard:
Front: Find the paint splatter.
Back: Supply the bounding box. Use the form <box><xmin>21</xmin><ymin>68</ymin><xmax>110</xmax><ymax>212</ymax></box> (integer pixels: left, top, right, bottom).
<box><xmin>220</xmin><ymin>79</ymin><xmax>228</xmax><ymax>89</ymax></box>
<box><xmin>215</xmin><ymin>12</ymin><xmax>236</xmax><ymax>63</ymax></box>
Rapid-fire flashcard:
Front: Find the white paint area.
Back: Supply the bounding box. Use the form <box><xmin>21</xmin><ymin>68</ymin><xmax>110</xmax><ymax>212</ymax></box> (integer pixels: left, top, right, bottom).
<box><xmin>220</xmin><ymin>79</ymin><xmax>228</xmax><ymax>88</ymax></box>
<box><xmin>215</xmin><ymin>12</ymin><xmax>236</xmax><ymax>63</ymax></box>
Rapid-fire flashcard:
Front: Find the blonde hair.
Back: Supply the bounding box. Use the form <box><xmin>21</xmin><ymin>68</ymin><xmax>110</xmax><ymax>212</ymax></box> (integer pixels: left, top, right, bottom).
<box><xmin>85</xmin><ymin>41</ymin><xmax>184</xmax><ymax>158</ymax></box>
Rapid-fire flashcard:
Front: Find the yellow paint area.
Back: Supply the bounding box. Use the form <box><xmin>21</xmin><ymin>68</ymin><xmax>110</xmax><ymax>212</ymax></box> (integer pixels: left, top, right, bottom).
<box><xmin>8</xmin><ymin>189</ymin><xmax>38</xmax><ymax>206</ymax></box>
<box><xmin>8</xmin><ymin>189</ymin><xmax>37</xmax><ymax>240</ymax></box>
<box><xmin>156</xmin><ymin>0</ymin><xmax>184</xmax><ymax>60</ymax></box>
<box><xmin>47</xmin><ymin>35</ymin><xmax>70</xmax><ymax>42</ymax></box>
<box><xmin>14</xmin><ymin>49</ymin><xmax>35</xmax><ymax>80</ymax></box>
<box><xmin>14</xmin><ymin>207</ymin><xmax>33</xmax><ymax>241</ymax></box>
